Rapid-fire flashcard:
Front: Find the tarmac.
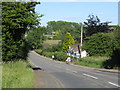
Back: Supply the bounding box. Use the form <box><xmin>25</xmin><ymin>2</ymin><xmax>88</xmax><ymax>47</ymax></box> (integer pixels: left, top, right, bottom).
<box><xmin>31</xmin><ymin>51</ymin><xmax>119</xmax><ymax>88</ymax></box>
<box><xmin>34</xmin><ymin>70</ymin><xmax>64</xmax><ymax>88</ymax></box>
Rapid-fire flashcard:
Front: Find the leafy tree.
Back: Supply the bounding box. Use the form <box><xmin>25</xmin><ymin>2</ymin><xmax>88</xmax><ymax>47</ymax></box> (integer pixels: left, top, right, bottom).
<box><xmin>82</xmin><ymin>33</ymin><xmax>114</xmax><ymax>56</ymax></box>
<box><xmin>84</xmin><ymin>14</ymin><xmax>111</xmax><ymax>37</ymax></box>
<box><xmin>26</xmin><ymin>26</ymin><xmax>46</xmax><ymax>49</ymax></box>
<box><xmin>47</xmin><ymin>21</ymin><xmax>81</xmax><ymax>41</ymax></box>
<box><xmin>62</xmin><ymin>32</ymin><xmax>75</xmax><ymax>52</ymax></box>
<box><xmin>2</xmin><ymin>2</ymin><xmax>42</xmax><ymax>61</ymax></box>
<box><xmin>103</xmin><ymin>26</ymin><xmax>120</xmax><ymax>69</ymax></box>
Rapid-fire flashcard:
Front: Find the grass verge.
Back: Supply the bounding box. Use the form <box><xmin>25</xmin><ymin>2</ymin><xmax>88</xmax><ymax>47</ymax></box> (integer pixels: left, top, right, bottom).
<box><xmin>2</xmin><ymin>60</ymin><xmax>35</xmax><ymax>88</ymax></box>
<box><xmin>74</xmin><ymin>56</ymin><xmax>110</xmax><ymax>68</ymax></box>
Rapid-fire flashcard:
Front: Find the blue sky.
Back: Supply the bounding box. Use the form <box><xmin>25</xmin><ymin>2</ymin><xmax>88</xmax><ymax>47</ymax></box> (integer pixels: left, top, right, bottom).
<box><xmin>35</xmin><ymin>2</ymin><xmax>118</xmax><ymax>26</ymax></box>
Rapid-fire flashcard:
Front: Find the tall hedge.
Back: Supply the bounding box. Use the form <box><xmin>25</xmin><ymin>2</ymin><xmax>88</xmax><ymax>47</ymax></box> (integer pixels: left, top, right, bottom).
<box><xmin>2</xmin><ymin>2</ymin><xmax>41</xmax><ymax>61</ymax></box>
<box><xmin>82</xmin><ymin>33</ymin><xmax>114</xmax><ymax>56</ymax></box>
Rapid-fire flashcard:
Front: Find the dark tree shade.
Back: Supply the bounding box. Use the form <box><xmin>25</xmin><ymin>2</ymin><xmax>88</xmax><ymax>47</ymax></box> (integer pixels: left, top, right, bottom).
<box><xmin>2</xmin><ymin>2</ymin><xmax>41</xmax><ymax>61</ymax></box>
<box><xmin>84</xmin><ymin>14</ymin><xmax>111</xmax><ymax>37</ymax></box>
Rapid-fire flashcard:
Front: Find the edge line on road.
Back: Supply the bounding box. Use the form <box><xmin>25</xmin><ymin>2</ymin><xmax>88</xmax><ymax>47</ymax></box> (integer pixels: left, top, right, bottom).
<box><xmin>108</xmin><ymin>81</ymin><xmax>120</xmax><ymax>87</ymax></box>
<box><xmin>83</xmin><ymin>73</ymin><xmax>98</xmax><ymax>79</ymax></box>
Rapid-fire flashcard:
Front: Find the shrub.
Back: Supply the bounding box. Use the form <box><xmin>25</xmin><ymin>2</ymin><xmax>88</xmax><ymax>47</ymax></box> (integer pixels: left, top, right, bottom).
<box><xmin>35</xmin><ymin>49</ymin><xmax>43</xmax><ymax>55</ymax></box>
<box><xmin>82</xmin><ymin>33</ymin><xmax>113</xmax><ymax>56</ymax></box>
<box><xmin>54</xmin><ymin>52</ymin><xmax>68</xmax><ymax>61</ymax></box>
<box><xmin>45</xmin><ymin>52</ymin><xmax>54</xmax><ymax>58</ymax></box>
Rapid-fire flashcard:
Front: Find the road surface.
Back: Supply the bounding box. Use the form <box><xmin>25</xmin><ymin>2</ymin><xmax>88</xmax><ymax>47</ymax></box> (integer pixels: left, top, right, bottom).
<box><xmin>28</xmin><ymin>51</ymin><xmax>119</xmax><ymax>88</ymax></box>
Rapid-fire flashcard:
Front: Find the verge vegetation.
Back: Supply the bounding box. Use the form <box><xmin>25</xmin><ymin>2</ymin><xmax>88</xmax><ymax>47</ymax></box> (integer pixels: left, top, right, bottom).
<box><xmin>74</xmin><ymin>56</ymin><xmax>110</xmax><ymax>68</ymax></box>
<box><xmin>2</xmin><ymin>60</ymin><xmax>35</xmax><ymax>88</ymax></box>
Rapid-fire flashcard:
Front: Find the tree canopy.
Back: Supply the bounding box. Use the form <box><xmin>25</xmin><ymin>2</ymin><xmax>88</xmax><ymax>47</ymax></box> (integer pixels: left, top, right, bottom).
<box><xmin>84</xmin><ymin>14</ymin><xmax>111</xmax><ymax>37</ymax></box>
<box><xmin>26</xmin><ymin>26</ymin><xmax>47</xmax><ymax>49</ymax></box>
<box><xmin>46</xmin><ymin>21</ymin><xmax>81</xmax><ymax>41</ymax></box>
<box><xmin>62</xmin><ymin>32</ymin><xmax>75</xmax><ymax>52</ymax></box>
<box><xmin>2</xmin><ymin>2</ymin><xmax>42</xmax><ymax>61</ymax></box>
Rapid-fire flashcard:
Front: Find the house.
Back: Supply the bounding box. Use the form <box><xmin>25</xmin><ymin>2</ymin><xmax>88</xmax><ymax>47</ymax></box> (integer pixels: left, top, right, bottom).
<box><xmin>67</xmin><ymin>43</ymin><xmax>89</xmax><ymax>58</ymax></box>
<box><xmin>67</xmin><ymin>43</ymin><xmax>81</xmax><ymax>58</ymax></box>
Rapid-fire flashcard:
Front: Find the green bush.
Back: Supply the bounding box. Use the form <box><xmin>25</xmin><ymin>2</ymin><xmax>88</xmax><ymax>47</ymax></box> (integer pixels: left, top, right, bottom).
<box><xmin>35</xmin><ymin>49</ymin><xmax>68</xmax><ymax>62</ymax></box>
<box><xmin>54</xmin><ymin>52</ymin><xmax>68</xmax><ymax>61</ymax></box>
<box><xmin>82</xmin><ymin>33</ymin><xmax>114</xmax><ymax>56</ymax></box>
<box><xmin>46</xmin><ymin>44</ymin><xmax>62</xmax><ymax>52</ymax></box>
<box><xmin>35</xmin><ymin>49</ymin><xmax>43</xmax><ymax>55</ymax></box>
<box><xmin>44</xmin><ymin>52</ymin><xmax>54</xmax><ymax>58</ymax></box>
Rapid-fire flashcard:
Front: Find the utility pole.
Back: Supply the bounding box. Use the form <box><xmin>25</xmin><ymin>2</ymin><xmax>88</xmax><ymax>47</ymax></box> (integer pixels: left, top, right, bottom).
<box><xmin>80</xmin><ymin>23</ymin><xmax>83</xmax><ymax>58</ymax></box>
<box><xmin>80</xmin><ymin>23</ymin><xmax>83</xmax><ymax>47</ymax></box>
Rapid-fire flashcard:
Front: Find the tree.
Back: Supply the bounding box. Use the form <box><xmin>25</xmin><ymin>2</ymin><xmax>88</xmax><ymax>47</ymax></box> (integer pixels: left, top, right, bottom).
<box><xmin>2</xmin><ymin>2</ymin><xmax>42</xmax><ymax>61</ymax></box>
<box><xmin>82</xmin><ymin>33</ymin><xmax>114</xmax><ymax>56</ymax></box>
<box><xmin>47</xmin><ymin>21</ymin><xmax>81</xmax><ymax>41</ymax></box>
<box><xmin>26</xmin><ymin>26</ymin><xmax>46</xmax><ymax>49</ymax></box>
<box><xmin>62</xmin><ymin>32</ymin><xmax>75</xmax><ymax>52</ymax></box>
<box><xmin>103</xmin><ymin>26</ymin><xmax>120</xmax><ymax>69</ymax></box>
<box><xmin>84</xmin><ymin>14</ymin><xmax>111</xmax><ymax>37</ymax></box>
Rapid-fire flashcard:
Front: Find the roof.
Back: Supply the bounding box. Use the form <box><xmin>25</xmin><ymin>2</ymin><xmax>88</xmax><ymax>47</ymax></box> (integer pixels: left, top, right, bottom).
<box><xmin>68</xmin><ymin>43</ymin><xmax>80</xmax><ymax>53</ymax></box>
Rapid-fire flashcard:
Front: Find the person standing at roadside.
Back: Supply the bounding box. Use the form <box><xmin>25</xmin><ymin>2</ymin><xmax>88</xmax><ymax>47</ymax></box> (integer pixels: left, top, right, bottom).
<box><xmin>66</xmin><ymin>57</ymin><xmax>71</xmax><ymax>64</ymax></box>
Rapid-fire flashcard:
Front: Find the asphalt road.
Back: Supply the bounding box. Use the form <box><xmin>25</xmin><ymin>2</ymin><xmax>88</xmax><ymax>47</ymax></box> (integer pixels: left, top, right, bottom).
<box><xmin>28</xmin><ymin>51</ymin><xmax>119</xmax><ymax>88</ymax></box>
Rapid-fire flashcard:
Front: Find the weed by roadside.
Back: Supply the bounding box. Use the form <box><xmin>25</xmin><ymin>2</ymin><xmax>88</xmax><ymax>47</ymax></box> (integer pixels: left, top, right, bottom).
<box><xmin>2</xmin><ymin>60</ymin><xmax>35</xmax><ymax>88</ymax></box>
<box><xmin>74</xmin><ymin>56</ymin><xmax>110</xmax><ymax>68</ymax></box>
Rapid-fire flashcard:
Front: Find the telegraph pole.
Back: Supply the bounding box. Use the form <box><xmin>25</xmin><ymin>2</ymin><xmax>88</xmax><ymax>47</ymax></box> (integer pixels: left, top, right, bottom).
<box><xmin>80</xmin><ymin>23</ymin><xmax>83</xmax><ymax>47</ymax></box>
<box><xmin>80</xmin><ymin>23</ymin><xmax>83</xmax><ymax>58</ymax></box>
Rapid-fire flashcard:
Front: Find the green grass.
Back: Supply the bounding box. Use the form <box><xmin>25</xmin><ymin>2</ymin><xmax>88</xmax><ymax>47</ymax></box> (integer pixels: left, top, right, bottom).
<box><xmin>2</xmin><ymin>60</ymin><xmax>35</xmax><ymax>88</ymax></box>
<box><xmin>43</xmin><ymin>40</ymin><xmax>61</xmax><ymax>45</ymax></box>
<box><xmin>74</xmin><ymin>56</ymin><xmax>110</xmax><ymax>68</ymax></box>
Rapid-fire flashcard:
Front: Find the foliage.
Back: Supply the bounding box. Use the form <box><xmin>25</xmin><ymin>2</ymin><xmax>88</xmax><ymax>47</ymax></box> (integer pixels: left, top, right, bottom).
<box><xmin>82</xmin><ymin>33</ymin><xmax>114</xmax><ymax>56</ymax></box>
<box><xmin>62</xmin><ymin>32</ymin><xmax>75</xmax><ymax>52</ymax></box>
<box><xmin>84</xmin><ymin>14</ymin><xmax>111</xmax><ymax>37</ymax></box>
<box><xmin>54</xmin><ymin>52</ymin><xmax>68</xmax><ymax>61</ymax></box>
<box><xmin>47</xmin><ymin>21</ymin><xmax>81</xmax><ymax>41</ymax></box>
<box><xmin>112</xmin><ymin>26</ymin><xmax>120</xmax><ymax>50</ymax></box>
<box><xmin>2</xmin><ymin>60</ymin><xmax>35</xmax><ymax>88</ymax></box>
<box><xmin>74</xmin><ymin>56</ymin><xmax>110</xmax><ymax>68</ymax></box>
<box><xmin>2</xmin><ymin>2</ymin><xmax>41</xmax><ymax>61</ymax></box>
<box><xmin>35</xmin><ymin>49</ymin><xmax>68</xmax><ymax>62</ymax></box>
<box><xmin>26</xmin><ymin>26</ymin><xmax>46</xmax><ymax>49</ymax></box>
<box><xmin>42</xmin><ymin>40</ymin><xmax>61</xmax><ymax>49</ymax></box>
<box><xmin>34</xmin><ymin>49</ymin><xmax>43</xmax><ymax>55</ymax></box>
<box><xmin>102</xmin><ymin>26</ymin><xmax>120</xmax><ymax>69</ymax></box>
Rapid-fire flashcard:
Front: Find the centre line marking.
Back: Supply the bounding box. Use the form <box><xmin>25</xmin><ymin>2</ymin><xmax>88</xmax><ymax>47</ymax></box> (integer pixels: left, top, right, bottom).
<box><xmin>108</xmin><ymin>82</ymin><xmax>120</xmax><ymax>87</ymax></box>
<box><xmin>83</xmin><ymin>73</ymin><xmax>98</xmax><ymax>79</ymax></box>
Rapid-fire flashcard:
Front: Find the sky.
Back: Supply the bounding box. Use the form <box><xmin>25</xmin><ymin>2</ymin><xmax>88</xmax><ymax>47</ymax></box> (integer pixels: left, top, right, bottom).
<box><xmin>35</xmin><ymin>1</ymin><xmax>119</xmax><ymax>26</ymax></box>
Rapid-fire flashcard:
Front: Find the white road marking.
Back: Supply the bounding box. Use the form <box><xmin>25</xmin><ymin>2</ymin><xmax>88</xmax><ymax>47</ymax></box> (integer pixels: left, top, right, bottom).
<box><xmin>66</xmin><ymin>68</ymin><xmax>78</xmax><ymax>73</ymax></box>
<box><xmin>83</xmin><ymin>73</ymin><xmax>98</xmax><ymax>79</ymax></box>
<box><xmin>72</xmin><ymin>71</ymin><xmax>78</xmax><ymax>73</ymax></box>
<box><xmin>108</xmin><ymin>82</ymin><xmax>120</xmax><ymax>87</ymax></box>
